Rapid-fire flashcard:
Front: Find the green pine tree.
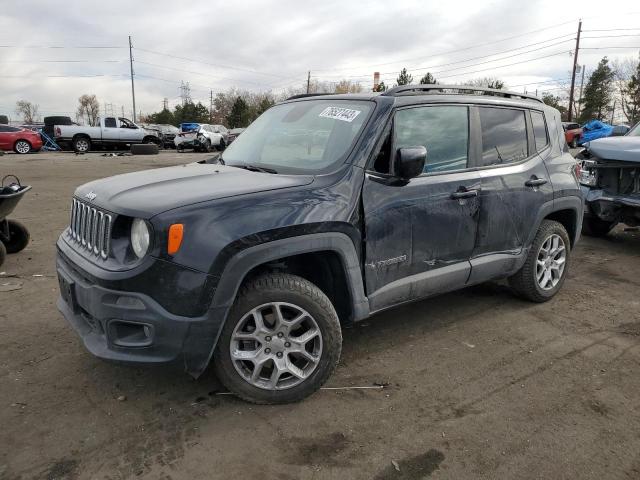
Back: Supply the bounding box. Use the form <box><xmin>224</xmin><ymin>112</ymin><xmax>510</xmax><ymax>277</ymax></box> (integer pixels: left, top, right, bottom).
<box><xmin>419</xmin><ymin>72</ymin><xmax>437</xmax><ymax>84</ymax></box>
<box><xmin>373</xmin><ymin>81</ymin><xmax>387</xmax><ymax>92</ymax></box>
<box><xmin>226</xmin><ymin>97</ymin><xmax>251</xmax><ymax>128</ymax></box>
<box><xmin>579</xmin><ymin>57</ymin><xmax>615</xmax><ymax>122</ymax></box>
<box><xmin>622</xmin><ymin>56</ymin><xmax>640</xmax><ymax>124</ymax></box>
<box><xmin>396</xmin><ymin>68</ymin><xmax>413</xmax><ymax>86</ymax></box>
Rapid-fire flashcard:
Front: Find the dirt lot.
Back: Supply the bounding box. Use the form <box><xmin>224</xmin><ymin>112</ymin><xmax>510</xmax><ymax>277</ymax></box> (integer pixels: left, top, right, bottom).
<box><xmin>1</xmin><ymin>150</ymin><xmax>639</xmax><ymax>480</ymax></box>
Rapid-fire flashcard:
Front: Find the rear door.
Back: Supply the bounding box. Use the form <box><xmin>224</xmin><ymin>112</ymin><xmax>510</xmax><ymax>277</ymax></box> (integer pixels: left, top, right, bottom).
<box><xmin>468</xmin><ymin>105</ymin><xmax>553</xmax><ymax>283</ymax></box>
<box><xmin>102</xmin><ymin>117</ymin><xmax>120</xmax><ymax>142</ymax></box>
<box><xmin>362</xmin><ymin>104</ymin><xmax>481</xmax><ymax>311</ymax></box>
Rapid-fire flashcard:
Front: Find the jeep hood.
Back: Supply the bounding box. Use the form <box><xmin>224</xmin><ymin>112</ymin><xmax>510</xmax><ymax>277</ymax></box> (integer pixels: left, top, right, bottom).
<box><xmin>74</xmin><ymin>163</ymin><xmax>314</xmax><ymax>217</ymax></box>
<box><xmin>585</xmin><ymin>136</ymin><xmax>640</xmax><ymax>162</ymax></box>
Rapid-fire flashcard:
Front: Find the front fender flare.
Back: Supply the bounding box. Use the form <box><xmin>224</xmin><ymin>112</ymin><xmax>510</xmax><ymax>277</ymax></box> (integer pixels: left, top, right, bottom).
<box><xmin>182</xmin><ymin>232</ymin><xmax>369</xmax><ymax>378</ymax></box>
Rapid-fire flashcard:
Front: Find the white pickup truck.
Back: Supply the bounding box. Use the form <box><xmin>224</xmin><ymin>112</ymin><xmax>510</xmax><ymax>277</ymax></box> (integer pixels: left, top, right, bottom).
<box><xmin>54</xmin><ymin>117</ymin><xmax>161</xmax><ymax>152</ymax></box>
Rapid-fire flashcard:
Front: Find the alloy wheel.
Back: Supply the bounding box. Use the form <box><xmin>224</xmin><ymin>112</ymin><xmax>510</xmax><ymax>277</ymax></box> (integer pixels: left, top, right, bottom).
<box><xmin>229</xmin><ymin>302</ymin><xmax>323</xmax><ymax>390</ymax></box>
<box><xmin>15</xmin><ymin>141</ymin><xmax>30</xmax><ymax>154</ymax></box>
<box><xmin>536</xmin><ymin>234</ymin><xmax>566</xmax><ymax>290</ymax></box>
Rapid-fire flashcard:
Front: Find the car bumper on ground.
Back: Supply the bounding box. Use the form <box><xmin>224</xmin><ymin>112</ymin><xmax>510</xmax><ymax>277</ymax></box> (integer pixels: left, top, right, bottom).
<box><xmin>55</xmin><ymin>240</ymin><xmax>226</xmax><ymax>376</ymax></box>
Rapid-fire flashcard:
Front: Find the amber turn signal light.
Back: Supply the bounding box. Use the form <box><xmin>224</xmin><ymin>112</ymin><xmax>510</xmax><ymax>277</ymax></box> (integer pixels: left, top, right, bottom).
<box><xmin>168</xmin><ymin>224</ymin><xmax>184</xmax><ymax>255</ymax></box>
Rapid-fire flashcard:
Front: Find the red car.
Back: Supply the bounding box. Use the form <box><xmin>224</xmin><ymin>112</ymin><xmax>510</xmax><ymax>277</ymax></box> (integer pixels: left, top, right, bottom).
<box><xmin>0</xmin><ymin>125</ymin><xmax>43</xmax><ymax>154</ymax></box>
<box><xmin>562</xmin><ymin>122</ymin><xmax>583</xmax><ymax>148</ymax></box>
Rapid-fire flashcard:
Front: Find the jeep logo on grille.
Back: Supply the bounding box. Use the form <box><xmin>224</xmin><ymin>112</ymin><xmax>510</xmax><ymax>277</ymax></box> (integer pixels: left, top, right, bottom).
<box><xmin>85</xmin><ymin>191</ymin><xmax>97</xmax><ymax>201</ymax></box>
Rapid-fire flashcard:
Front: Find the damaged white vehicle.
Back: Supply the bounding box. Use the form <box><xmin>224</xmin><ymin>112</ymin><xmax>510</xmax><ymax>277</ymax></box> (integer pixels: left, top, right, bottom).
<box><xmin>174</xmin><ymin>123</ymin><xmax>229</xmax><ymax>152</ymax></box>
<box><xmin>578</xmin><ymin>122</ymin><xmax>640</xmax><ymax>236</ymax></box>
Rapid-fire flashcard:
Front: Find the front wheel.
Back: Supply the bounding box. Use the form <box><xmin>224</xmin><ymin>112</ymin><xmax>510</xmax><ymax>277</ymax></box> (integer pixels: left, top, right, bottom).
<box><xmin>2</xmin><ymin>220</ymin><xmax>30</xmax><ymax>253</ymax></box>
<box><xmin>509</xmin><ymin>220</ymin><xmax>571</xmax><ymax>302</ymax></box>
<box><xmin>217</xmin><ymin>138</ymin><xmax>226</xmax><ymax>151</ymax></box>
<box><xmin>569</xmin><ymin>137</ymin><xmax>578</xmax><ymax>148</ymax></box>
<box><xmin>72</xmin><ymin>137</ymin><xmax>91</xmax><ymax>153</ymax></box>
<box><xmin>14</xmin><ymin>140</ymin><xmax>31</xmax><ymax>154</ymax></box>
<box><xmin>0</xmin><ymin>241</ymin><xmax>6</xmax><ymax>268</ymax></box>
<box><xmin>214</xmin><ymin>273</ymin><xmax>342</xmax><ymax>404</ymax></box>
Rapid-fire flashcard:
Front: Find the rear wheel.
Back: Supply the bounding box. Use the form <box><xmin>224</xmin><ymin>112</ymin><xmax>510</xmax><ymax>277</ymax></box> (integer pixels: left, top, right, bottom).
<box><xmin>3</xmin><ymin>220</ymin><xmax>30</xmax><ymax>253</ymax></box>
<box><xmin>0</xmin><ymin>242</ymin><xmax>6</xmax><ymax>267</ymax></box>
<box><xmin>217</xmin><ymin>138</ymin><xmax>226</xmax><ymax>151</ymax></box>
<box><xmin>14</xmin><ymin>140</ymin><xmax>31</xmax><ymax>154</ymax></box>
<box><xmin>582</xmin><ymin>217</ymin><xmax>615</xmax><ymax>237</ymax></box>
<box><xmin>214</xmin><ymin>273</ymin><xmax>342</xmax><ymax>404</ymax></box>
<box><xmin>72</xmin><ymin>137</ymin><xmax>91</xmax><ymax>153</ymax></box>
<box><xmin>509</xmin><ymin>220</ymin><xmax>571</xmax><ymax>302</ymax></box>
<box><xmin>569</xmin><ymin>136</ymin><xmax>579</xmax><ymax>148</ymax></box>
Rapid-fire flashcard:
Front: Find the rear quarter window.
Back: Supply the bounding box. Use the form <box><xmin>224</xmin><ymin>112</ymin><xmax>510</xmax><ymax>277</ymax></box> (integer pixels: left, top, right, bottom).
<box><xmin>531</xmin><ymin>111</ymin><xmax>549</xmax><ymax>152</ymax></box>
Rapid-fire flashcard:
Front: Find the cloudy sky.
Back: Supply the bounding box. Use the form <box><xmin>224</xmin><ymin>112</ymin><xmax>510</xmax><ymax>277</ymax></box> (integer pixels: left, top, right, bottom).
<box><xmin>1</xmin><ymin>0</ymin><xmax>639</xmax><ymax>121</ymax></box>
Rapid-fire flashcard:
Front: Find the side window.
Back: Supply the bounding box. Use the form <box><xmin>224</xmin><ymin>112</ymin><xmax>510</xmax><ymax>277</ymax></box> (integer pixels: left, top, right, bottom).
<box><xmin>478</xmin><ymin>107</ymin><xmax>528</xmax><ymax>166</ymax></box>
<box><xmin>531</xmin><ymin>111</ymin><xmax>549</xmax><ymax>151</ymax></box>
<box><xmin>393</xmin><ymin>106</ymin><xmax>469</xmax><ymax>173</ymax></box>
<box><xmin>104</xmin><ymin>117</ymin><xmax>117</xmax><ymax>128</ymax></box>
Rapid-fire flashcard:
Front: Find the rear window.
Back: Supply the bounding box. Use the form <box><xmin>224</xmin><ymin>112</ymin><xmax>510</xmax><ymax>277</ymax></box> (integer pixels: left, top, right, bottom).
<box><xmin>531</xmin><ymin>111</ymin><xmax>549</xmax><ymax>151</ymax></box>
<box><xmin>104</xmin><ymin>118</ymin><xmax>117</xmax><ymax>128</ymax></box>
<box><xmin>0</xmin><ymin>126</ymin><xmax>20</xmax><ymax>132</ymax></box>
<box><xmin>479</xmin><ymin>107</ymin><xmax>528</xmax><ymax>166</ymax></box>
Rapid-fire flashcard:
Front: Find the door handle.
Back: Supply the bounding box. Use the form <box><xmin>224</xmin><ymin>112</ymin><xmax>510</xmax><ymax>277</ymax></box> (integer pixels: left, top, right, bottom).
<box><xmin>450</xmin><ymin>188</ymin><xmax>479</xmax><ymax>199</ymax></box>
<box><xmin>525</xmin><ymin>177</ymin><xmax>548</xmax><ymax>187</ymax></box>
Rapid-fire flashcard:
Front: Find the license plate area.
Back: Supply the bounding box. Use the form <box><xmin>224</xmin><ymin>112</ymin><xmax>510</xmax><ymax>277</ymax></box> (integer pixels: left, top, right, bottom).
<box><xmin>58</xmin><ymin>271</ymin><xmax>79</xmax><ymax>314</ymax></box>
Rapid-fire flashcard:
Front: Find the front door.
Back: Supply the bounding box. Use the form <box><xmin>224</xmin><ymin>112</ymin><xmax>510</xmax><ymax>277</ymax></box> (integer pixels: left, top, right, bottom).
<box><xmin>468</xmin><ymin>106</ymin><xmax>553</xmax><ymax>283</ymax></box>
<box><xmin>362</xmin><ymin>104</ymin><xmax>481</xmax><ymax>312</ymax></box>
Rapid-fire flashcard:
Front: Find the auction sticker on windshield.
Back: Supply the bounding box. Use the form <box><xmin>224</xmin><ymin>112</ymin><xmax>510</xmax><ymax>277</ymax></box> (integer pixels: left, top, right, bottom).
<box><xmin>319</xmin><ymin>107</ymin><xmax>361</xmax><ymax>123</ymax></box>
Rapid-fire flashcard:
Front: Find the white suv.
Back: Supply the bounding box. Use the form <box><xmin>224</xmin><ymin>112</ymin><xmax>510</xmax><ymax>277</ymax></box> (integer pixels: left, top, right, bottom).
<box><xmin>174</xmin><ymin>123</ymin><xmax>229</xmax><ymax>152</ymax></box>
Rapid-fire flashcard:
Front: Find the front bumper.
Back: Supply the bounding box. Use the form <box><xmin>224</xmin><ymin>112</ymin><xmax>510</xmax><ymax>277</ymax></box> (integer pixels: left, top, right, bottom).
<box><xmin>582</xmin><ymin>186</ymin><xmax>640</xmax><ymax>223</ymax></box>
<box><xmin>56</xmin><ymin>241</ymin><xmax>227</xmax><ymax>376</ymax></box>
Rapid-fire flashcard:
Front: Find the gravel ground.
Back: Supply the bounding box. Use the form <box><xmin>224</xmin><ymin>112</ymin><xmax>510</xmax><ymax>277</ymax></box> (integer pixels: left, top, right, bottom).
<box><xmin>1</xmin><ymin>150</ymin><xmax>639</xmax><ymax>480</ymax></box>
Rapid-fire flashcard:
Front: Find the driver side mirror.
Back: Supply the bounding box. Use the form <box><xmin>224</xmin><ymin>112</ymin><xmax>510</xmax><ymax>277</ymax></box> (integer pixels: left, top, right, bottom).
<box><xmin>392</xmin><ymin>146</ymin><xmax>427</xmax><ymax>179</ymax></box>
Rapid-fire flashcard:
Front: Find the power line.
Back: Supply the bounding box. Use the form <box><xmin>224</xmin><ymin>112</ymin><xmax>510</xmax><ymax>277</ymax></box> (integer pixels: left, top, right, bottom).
<box><xmin>0</xmin><ymin>74</ymin><xmax>124</xmax><ymax>78</ymax></box>
<box><xmin>582</xmin><ymin>28</ymin><xmax>640</xmax><ymax>32</ymax></box>
<box><xmin>311</xmin><ymin>20</ymin><xmax>577</xmax><ymax>73</ymax></box>
<box><xmin>134</xmin><ymin>47</ymin><xmax>292</xmax><ymax>79</ymax></box>
<box><xmin>135</xmin><ymin>60</ymin><xmax>269</xmax><ymax>87</ymax></box>
<box><xmin>319</xmin><ymin>36</ymin><xmax>576</xmax><ymax>80</ymax></box>
<box><xmin>0</xmin><ymin>60</ymin><xmax>121</xmax><ymax>63</ymax></box>
<box><xmin>581</xmin><ymin>34</ymin><xmax>640</xmax><ymax>39</ymax></box>
<box><xmin>580</xmin><ymin>46</ymin><xmax>640</xmax><ymax>50</ymax></box>
<box><xmin>0</xmin><ymin>45</ymin><xmax>124</xmax><ymax>49</ymax></box>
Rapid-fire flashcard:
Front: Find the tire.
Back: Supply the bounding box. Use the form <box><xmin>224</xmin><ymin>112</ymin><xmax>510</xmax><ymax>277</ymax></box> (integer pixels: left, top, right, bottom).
<box><xmin>214</xmin><ymin>273</ymin><xmax>342</xmax><ymax>404</ymax></box>
<box><xmin>569</xmin><ymin>136</ymin><xmax>578</xmax><ymax>148</ymax></box>
<box><xmin>130</xmin><ymin>143</ymin><xmax>159</xmax><ymax>155</ymax></box>
<box><xmin>509</xmin><ymin>220</ymin><xmax>571</xmax><ymax>303</ymax></box>
<box><xmin>582</xmin><ymin>217</ymin><xmax>615</xmax><ymax>237</ymax></box>
<box><xmin>143</xmin><ymin>136</ymin><xmax>161</xmax><ymax>146</ymax></box>
<box><xmin>201</xmin><ymin>139</ymin><xmax>212</xmax><ymax>153</ymax></box>
<box><xmin>14</xmin><ymin>140</ymin><xmax>31</xmax><ymax>154</ymax></box>
<box><xmin>72</xmin><ymin>136</ymin><xmax>91</xmax><ymax>153</ymax></box>
<box><xmin>0</xmin><ymin>241</ymin><xmax>5</xmax><ymax>268</ymax></box>
<box><xmin>217</xmin><ymin>138</ymin><xmax>226</xmax><ymax>151</ymax></box>
<box><xmin>3</xmin><ymin>220</ymin><xmax>30</xmax><ymax>254</ymax></box>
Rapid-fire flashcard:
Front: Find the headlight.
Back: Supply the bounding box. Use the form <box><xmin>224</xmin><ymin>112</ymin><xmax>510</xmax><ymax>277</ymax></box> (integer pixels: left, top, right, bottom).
<box><xmin>130</xmin><ymin>218</ymin><xmax>150</xmax><ymax>258</ymax></box>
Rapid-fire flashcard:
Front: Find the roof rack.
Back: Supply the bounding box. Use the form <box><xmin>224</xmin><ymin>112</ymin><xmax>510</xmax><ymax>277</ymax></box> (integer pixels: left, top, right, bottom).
<box><xmin>286</xmin><ymin>93</ymin><xmax>332</xmax><ymax>101</ymax></box>
<box><xmin>381</xmin><ymin>84</ymin><xmax>544</xmax><ymax>104</ymax></box>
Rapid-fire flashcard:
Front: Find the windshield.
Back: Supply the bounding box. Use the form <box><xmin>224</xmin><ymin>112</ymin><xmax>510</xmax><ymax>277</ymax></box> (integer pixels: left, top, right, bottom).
<box><xmin>221</xmin><ymin>99</ymin><xmax>373</xmax><ymax>174</ymax></box>
<box><xmin>628</xmin><ymin>123</ymin><xmax>640</xmax><ymax>136</ymax></box>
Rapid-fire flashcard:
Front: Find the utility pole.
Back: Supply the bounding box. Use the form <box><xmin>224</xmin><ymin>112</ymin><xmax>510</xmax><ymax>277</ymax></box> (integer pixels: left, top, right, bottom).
<box><xmin>210</xmin><ymin>89</ymin><xmax>213</xmax><ymax>123</ymax></box>
<box><xmin>610</xmin><ymin>99</ymin><xmax>616</xmax><ymax>124</ymax></box>
<box><xmin>577</xmin><ymin>65</ymin><xmax>586</xmax><ymax>118</ymax></box>
<box><xmin>568</xmin><ymin>20</ymin><xmax>582</xmax><ymax>122</ymax></box>
<box><xmin>306</xmin><ymin>71</ymin><xmax>311</xmax><ymax>94</ymax></box>
<box><xmin>129</xmin><ymin>35</ymin><xmax>137</xmax><ymax>123</ymax></box>
<box><xmin>121</xmin><ymin>105</ymin><xmax>125</xmax><ymax>118</ymax></box>
<box><xmin>163</xmin><ymin>98</ymin><xmax>168</xmax><ymax>111</ymax></box>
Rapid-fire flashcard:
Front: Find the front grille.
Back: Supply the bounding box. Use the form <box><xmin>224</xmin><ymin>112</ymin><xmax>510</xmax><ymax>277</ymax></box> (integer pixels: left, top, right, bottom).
<box><xmin>68</xmin><ymin>199</ymin><xmax>112</xmax><ymax>259</ymax></box>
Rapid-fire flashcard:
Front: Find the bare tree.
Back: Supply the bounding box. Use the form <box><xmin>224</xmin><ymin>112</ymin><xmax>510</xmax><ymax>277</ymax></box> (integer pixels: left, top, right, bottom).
<box><xmin>334</xmin><ymin>79</ymin><xmax>363</xmax><ymax>94</ymax></box>
<box><xmin>612</xmin><ymin>57</ymin><xmax>639</xmax><ymax>124</ymax></box>
<box><xmin>76</xmin><ymin>94</ymin><xmax>100</xmax><ymax>126</ymax></box>
<box><xmin>15</xmin><ymin>100</ymin><xmax>40</xmax><ymax>123</ymax></box>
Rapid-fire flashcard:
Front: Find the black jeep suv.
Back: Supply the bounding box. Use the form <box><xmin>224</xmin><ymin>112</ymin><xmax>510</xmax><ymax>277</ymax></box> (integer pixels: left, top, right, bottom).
<box><xmin>56</xmin><ymin>85</ymin><xmax>583</xmax><ymax>404</ymax></box>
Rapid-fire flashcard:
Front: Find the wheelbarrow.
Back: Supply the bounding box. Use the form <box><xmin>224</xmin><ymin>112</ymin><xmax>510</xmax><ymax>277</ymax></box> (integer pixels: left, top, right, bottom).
<box><xmin>0</xmin><ymin>175</ymin><xmax>31</xmax><ymax>267</ymax></box>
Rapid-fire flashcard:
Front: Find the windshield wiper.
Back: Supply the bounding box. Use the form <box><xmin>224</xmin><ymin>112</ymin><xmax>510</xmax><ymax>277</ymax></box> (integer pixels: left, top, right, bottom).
<box><xmin>238</xmin><ymin>164</ymin><xmax>278</xmax><ymax>174</ymax></box>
